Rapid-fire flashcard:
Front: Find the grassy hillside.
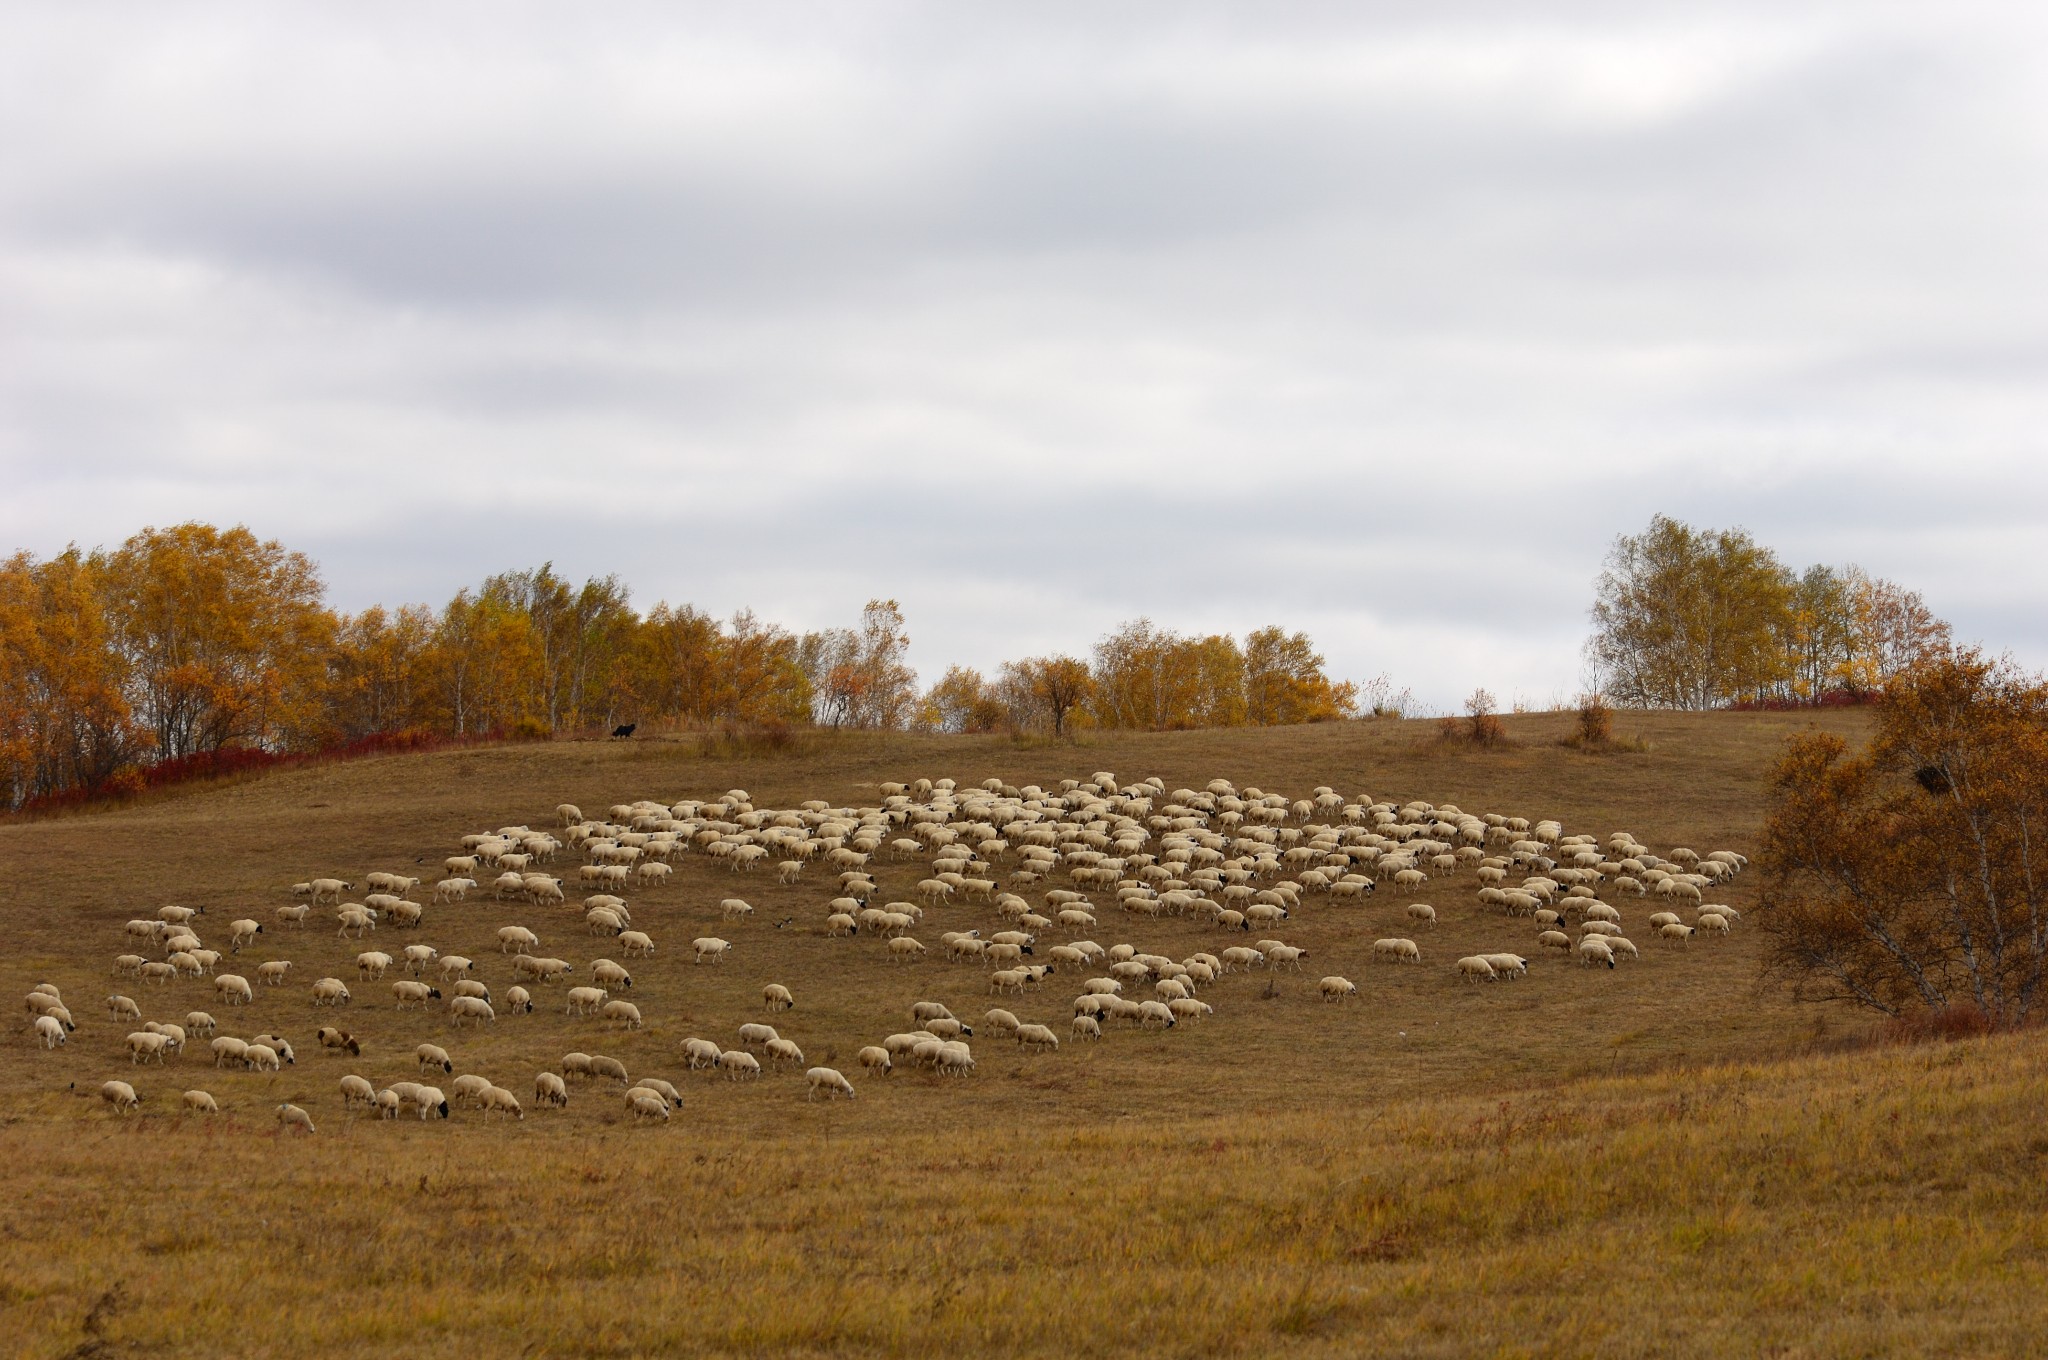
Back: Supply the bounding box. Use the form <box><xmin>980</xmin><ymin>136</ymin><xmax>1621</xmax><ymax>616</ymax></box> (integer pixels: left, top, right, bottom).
<box><xmin>18</xmin><ymin>706</ymin><xmax>2037</xmax><ymax>1356</ymax></box>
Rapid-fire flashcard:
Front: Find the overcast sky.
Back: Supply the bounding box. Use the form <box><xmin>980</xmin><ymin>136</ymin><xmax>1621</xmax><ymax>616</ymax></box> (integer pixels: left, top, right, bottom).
<box><xmin>2</xmin><ymin>2</ymin><xmax>2043</xmax><ymax>710</ymax></box>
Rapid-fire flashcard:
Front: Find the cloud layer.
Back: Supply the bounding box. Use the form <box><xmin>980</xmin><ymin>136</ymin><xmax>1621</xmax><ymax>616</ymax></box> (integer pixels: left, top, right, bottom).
<box><xmin>4</xmin><ymin>2</ymin><xmax>2044</xmax><ymax>708</ymax></box>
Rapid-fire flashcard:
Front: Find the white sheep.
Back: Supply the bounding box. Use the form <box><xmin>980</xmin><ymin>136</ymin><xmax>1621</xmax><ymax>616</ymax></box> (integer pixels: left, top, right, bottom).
<box><xmin>481</xmin><ymin>1085</ymin><xmax>524</xmax><ymax>1120</ymax></box>
<box><xmin>1456</xmin><ymin>955</ymin><xmax>1499</xmax><ymax>982</ymax></box>
<box><xmin>1318</xmin><ymin>976</ymin><xmax>1358</xmax><ymax>1003</ymax></box>
<box><xmin>310</xmin><ymin>978</ymin><xmax>351</xmax><ymax>1006</ymax></box>
<box><xmin>34</xmin><ymin>1015</ymin><xmax>67</xmax><ymax>1048</ymax></box>
<box><xmin>100</xmin><ymin>1080</ymin><xmax>140</xmax><ymax>1113</ymax></box>
<box><xmin>106</xmin><ymin>994</ymin><xmax>142</xmax><ymax>1021</ymax></box>
<box><xmin>628</xmin><ymin>1091</ymin><xmax>671</xmax><ymax>1121</ymax></box>
<box><xmin>857</xmin><ymin>1045</ymin><xmax>893</xmax><ymax>1075</ymax></box>
<box><xmin>340</xmin><ymin>1074</ymin><xmax>376</xmax><ymax>1108</ymax></box>
<box><xmin>692</xmin><ymin>937</ymin><xmax>732</xmax><ymax>965</ymax></box>
<box><xmin>719</xmin><ymin>1050</ymin><xmax>762</xmax><ymax>1081</ymax></box>
<box><xmin>534</xmin><ymin>1071</ymin><xmax>569</xmax><ymax>1108</ymax></box>
<box><xmin>451</xmin><ymin>996</ymin><xmax>497</xmax><ymax>1025</ymax></box>
<box><xmin>806</xmin><ymin>1066</ymin><xmax>856</xmax><ymax>1100</ymax></box>
<box><xmin>599</xmin><ymin>999</ymin><xmax>642</xmax><ymax>1029</ymax></box>
<box><xmin>763</xmin><ymin>983</ymin><xmax>794</xmax><ymax>1012</ymax></box>
<box><xmin>182</xmin><ymin>1089</ymin><xmax>219</xmax><ymax>1115</ymax></box>
<box><xmin>1071</xmin><ymin>1014</ymin><xmax>1102</xmax><ymax>1040</ymax></box>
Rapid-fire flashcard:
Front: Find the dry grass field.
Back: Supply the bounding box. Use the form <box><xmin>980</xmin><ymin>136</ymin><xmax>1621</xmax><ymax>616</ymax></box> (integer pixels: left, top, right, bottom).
<box><xmin>8</xmin><ymin>708</ymin><xmax>2046</xmax><ymax>1356</ymax></box>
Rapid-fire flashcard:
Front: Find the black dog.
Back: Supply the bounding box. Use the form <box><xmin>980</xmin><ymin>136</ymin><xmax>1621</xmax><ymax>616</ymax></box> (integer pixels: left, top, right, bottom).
<box><xmin>611</xmin><ymin>723</ymin><xmax>637</xmax><ymax>740</ymax></box>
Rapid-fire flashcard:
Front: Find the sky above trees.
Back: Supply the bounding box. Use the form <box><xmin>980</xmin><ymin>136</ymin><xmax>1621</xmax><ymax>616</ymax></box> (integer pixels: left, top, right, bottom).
<box><xmin>2</xmin><ymin>2</ymin><xmax>2044</xmax><ymax>706</ymax></box>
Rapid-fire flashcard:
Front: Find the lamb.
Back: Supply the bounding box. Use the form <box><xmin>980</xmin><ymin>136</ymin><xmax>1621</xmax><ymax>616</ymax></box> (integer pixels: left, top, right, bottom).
<box><xmin>315</xmin><ymin>1026</ymin><xmax>361</xmax><ymax>1056</ymax></box>
<box><xmin>1318</xmin><ymin>976</ymin><xmax>1358</xmax><ymax>1003</ymax></box>
<box><xmin>763</xmin><ymin>983</ymin><xmax>795</xmax><ymax>1012</ymax></box>
<box><xmin>806</xmin><ymin>1066</ymin><xmax>856</xmax><ymax>1100</ymax></box>
<box><xmin>310</xmin><ymin>978</ymin><xmax>351</xmax><ymax>1006</ymax></box>
<box><xmin>100</xmin><ymin>1080</ymin><xmax>140</xmax><ymax>1113</ymax></box>
<box><xmin>417</xmin><ymin>1043</ymin><xmax>454</xmax><ymax>1074</ymax></box>
<box><xmin>857</xmin><ymin>1046</ymin><xmax>894</xmax><ymax>1075</ymax></box>
<box><xmin>534</xmin><ymin>1071</ymin><xmax>569</xmax><ymax>1108</ymax></box>
<box><xmin>692</xmin><ymin>937</ymin><xmax>732</xmax><ymax>965</ymax></box>
<box><xmin>1456</xmin><ymin>955</ymin><xmax>1499</xmax><ymax>982</ymax></box>
<box><xmin>340</xmin><ymin>1074</ymin><xmax>376</xmax><ymax>1107</ymax></box>
<box><xmin>34</xmin><ymin>1015</ymin><xmax>67</xmax><ymax>1048</ymax></box>
<box><xmin>719</xmin><ymin>1050</ymin><xmax>762</xmax><ymax>1080</ymax></box>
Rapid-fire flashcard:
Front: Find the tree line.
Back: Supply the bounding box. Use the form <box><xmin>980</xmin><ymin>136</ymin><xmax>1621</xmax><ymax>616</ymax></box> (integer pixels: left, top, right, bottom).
<box><xmin>0</xmin><ymin>523</ymin><xmax>1364</xmax><ymax>807</ymax></box>
<box><xmin>1587</xmin><ymin>515</ymin><xmax>1952</xmax><ymax>710</ymax></box>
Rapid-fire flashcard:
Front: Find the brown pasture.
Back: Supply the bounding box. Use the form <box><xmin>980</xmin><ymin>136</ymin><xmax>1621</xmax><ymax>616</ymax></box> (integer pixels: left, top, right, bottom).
<box><xmin>13</xmin><ymin>707</ymin><xmax>2044</xmax><ymax>1355</ymax></box>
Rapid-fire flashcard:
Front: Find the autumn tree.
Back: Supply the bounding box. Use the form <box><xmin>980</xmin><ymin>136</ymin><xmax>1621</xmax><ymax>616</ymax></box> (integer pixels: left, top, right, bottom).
<box><xmin>326</xmin><ymin>604</ymin><xmax>439</xmax><ymax>739</ymax></box>
<box><xmin>1587</xmin><ymin>516</ymin><xmax>1796</xmax><ymax>708</ymax></box>
<box><xmin>999</xmin><ymin>655</ymin><xmax>1094</xmax><ymax>737</ymax></box>
<box><xmin>0</xmin><ymin>549</ymin><xmax>145</xmax><ymax>802</ymax></box>
<box><xmin>1244</xmin><ymin>626</ymin><xmax>1357</xmax><ymax>724</ymax></box>
<box><xmin>93</xmin><ymin>523</ymin><xmax>335</xmax><ymax>756</ymax></box>
<box><xmin>803</xmin><ymin>600</ymin><xmax>917</xmax><ymax>730</ymax></box>
<box><xmin>1759</xmin><ymin>651</ymin><xmax>2048</xmax><ymax>1026</ymax></box>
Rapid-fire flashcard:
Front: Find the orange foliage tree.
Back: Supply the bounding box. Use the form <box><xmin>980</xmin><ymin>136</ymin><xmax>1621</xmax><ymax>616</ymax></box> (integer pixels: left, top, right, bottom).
<box><xmin>1759</xmin><ymin>651</ymin><xmax>2048</xmax><ymax>1025</ymax></box>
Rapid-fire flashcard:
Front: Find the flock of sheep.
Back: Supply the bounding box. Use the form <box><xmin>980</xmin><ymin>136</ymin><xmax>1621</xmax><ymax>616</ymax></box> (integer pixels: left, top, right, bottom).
<box><xmin>32</xmin><ymin>771</ymin><xmax>1747</xmax><ymax>1127</ymax></box>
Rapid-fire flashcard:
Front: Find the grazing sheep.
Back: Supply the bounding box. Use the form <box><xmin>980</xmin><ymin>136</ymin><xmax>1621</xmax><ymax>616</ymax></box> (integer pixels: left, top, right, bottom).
<box><xmin>1659</xmin><ymin>923</ymin><xmax>1697</xmax><ymax>945</ymax></box>
<box><xmin>340</xmin><ymin>1074</ymin><xmax>376</xmax><ymax>1108</ymax></box>
<box><xmin>1318</xmin><ymin>976</ymin><xmax>1358</xmax><ymax>1003</ymax></box>
<box><xmin>497</xmin><ymin>926</ymin><xmax>540</xmax><ymax>954</ymax></box>
<box><xmin>565</xmin><ymin>987</ymin><xmax>608</xmax><ymax>1018</ymax></box>
<box><xmin>310</xmin><ymin>978</ymin><xmax>351</xmax><ymax>1006</ymax></box>
<box><xmin>182</xmin><ymin>1089</ymin><xmax>219</xmax><ymax>1115</ymax></box>
<box><xmin>1071</xmin><ymin>1014</ymin><xmax>1102</xmax><ymax>1040</ymax></box>
<box><xmin>34</xmin><ymin>1015</ymin><xmax>67</xmax><ymax>1048</ymax></box>
<box><xmin>619</xmin><ymin>931</ymin><xmax>655</xmax><ymax>957</ymax></box>
<box><xmin>1537</xmin><ymin>930</ymin><xmax>1572</xmax><ymax>952</ymax></box>
<box><xmin>315</xmin><ymin>1026</ymin><xmax>361</xmax><ymax>1057</ymax></box>
<box><xmin>806</xmin><ymin>1066</ymin><xmax>856</xmax><ymax>1100</ymax></box>
<box><xmin>1136</xmin><ymin>1000</ymin><xmax>1177</xmax><ymax>1029</ymax></box>
<box><xmin>719</xmin><ymin>1050</ymin><xmax>762</xmax><ymax>1081</ymax></box>
<box><xmin>763</xmin><ymin>983</ymin><xmax>795</xmax><ymax>1012</ymax></box>
<box><xmin>106</xmin><ymin>994</ymin><xmax>142</xmax><ymax>1021</ymax></box>
<box><xmin>416</xmin><ymin>1043</ymin><xmax>454</xmax><ymax>1074</ymax></box>
<box><xmin>682</xmin><ymin>1037</ymin><xmax>723</xmax><ymax>1070</ymax></box>
<box><xmin>245</xmin><ymin>1044</ymin><xmax>283</xmax><ymax>1073</ymax></box>
<box><xmin>1376</xmin><ymin>933</ymin><xmax>1425</xmax><ymax>966</ymax></box>
<box><xmin>888</xmin><ymin>937</ymin><xmax>927</xmax><ymax>963</ymax></box>
<box><xmin>374</xmin><ymin>1088</ymin><xmax>401</xmax><ymax>1119</ymax></box>
<box><xmin>692</xmin><ymin>938</ymin><xmax>732</xmax><ymax>965</ymax></box>
<box><xmin>481</xmin><ymin>1086</ymin><xmax>524</xmax><ymax>1120</ymax></box>
<box><xmin>1406</xmin><ymin>903</ymin><xmax>1438</xmax><ymax>928</ymax></box>
<box><xmin>1456</xmin><ymin>955</ymin><xmax>1499</xmax><ymax>982</ymax></box>
<box><xmin>392</xmin><ymin>980</ymin><xmax>441</xmax><ymax>1009</ymax></box>
<box><xmin>100</xmin><ymin>1080</ymin><xmax>141</xmax><ymax>1114</ymax></box>
<box><xmin>256</xmin><ymin>960</ymin><xmax>293</xmax><ymax>987</ymax></box>
<box><xmin>589</xmin><ymin>1055</ymin><xmax>630</xmax><ymax>1085</ymax></box>
<box><xmin>534</xmin><ymin>1071</ymin><xmax>569</xmax><ymax>1108</ymax></box>
<box><xmin>229</xmin><ymin>919</ymin><xmax>264</xmax><ymax>950</ymax></box>
<box><xmin>451</xmin><ymin>996</ymin><xmax>497</xmax><ymax>1025</ymax></box>
<box><xmin>857</xmin><ymin>1045</ymin><xmax>893</xmax><ymax>1075</ymax></box>
<box><xmin>1578</xmin><ymin>937</ymin><xmax>1617</xmax><ymax>969</ymax></box>
<box><xmin>504</xmin><ymin>985</ymin><xmax>533</xmax><ymax>1014</ymax></box>
<box><xmin>599</xmin><ymin>999</ymin><xmax>642</xmax><ymax>1029</ymax></box>
<box><xmin>628</xmin><ymin>1091</ymin><xmax>671</xmax><ymax>1121</ymax></box>
<box><xmin>1267</xmin><ymin>945</ymin><xmax>1307</xmax><ymax>972</ymax></box>
<box><xmin>1014</xmin><ymin>1023</ymin><xmax>1060</xmax><ymax>1052</ymax></box>
<box><xmin>210</xmin><ymin>1036</ymin><xmax>249</xmax><ymax>1067</ymax></box>
<box><xmin>1484</xmin><ymin>953</ymin><xmax>1529</xmax><ymax>979</ymax></box>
